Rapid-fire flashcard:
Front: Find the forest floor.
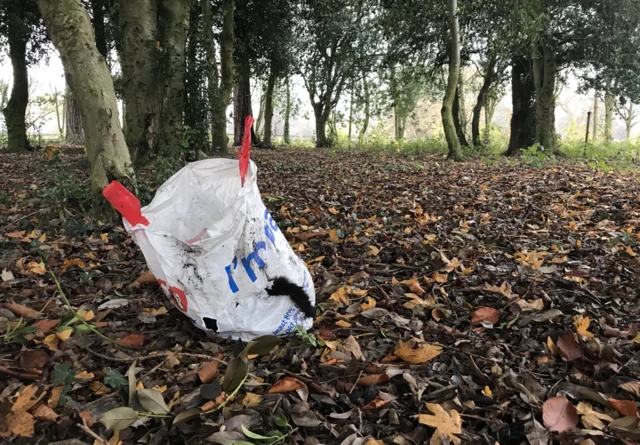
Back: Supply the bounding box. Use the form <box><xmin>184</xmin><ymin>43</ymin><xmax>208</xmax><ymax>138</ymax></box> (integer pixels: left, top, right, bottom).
<box><xmin>2</xmin><ymin>147</ymin><xmax>640</xmax><ymax>445</ymax></box>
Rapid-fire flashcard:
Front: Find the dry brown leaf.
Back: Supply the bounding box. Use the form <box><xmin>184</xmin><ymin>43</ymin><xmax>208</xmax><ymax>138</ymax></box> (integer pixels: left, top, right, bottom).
<box><xmin>335</xmin><ymin>320</ymin><xmax>352</xmax><ymax>327</ymax></box>
<box><xmin>2</xmin><ymin>302</ymin><xmax>39</xmax><ymax>319</ymax></box>
<box><xmin>395</xmin><ymin>338</ymin><xmax>442</xmax><ymax>364</ymax></box>
<box><xmin>357</xmin><ymin>374</ymin><xmax>390</xmax><ymax>386</ymax></box>
<box><xmin>609</xmin><ymin>398</ymin><xmax>638</xmax><ymax>417</ymax></box>
<box><xmin>89</xmin><ymin>381</ymin><xmax>111</xmax><ymax>396</ymax></box>
<box><xmin>399</xmin><ymin>277</ymin><xmax>425</xmax><ymax>296</ymax></box>
<box><xmin>28</xmin><ymin>262</ymin><xmax>46</xmax><ymax>275</ymax></box>
<box><xmin>118</xmin><ymin>333</ymin><xmax>145</xmax><ymax>347</ymax></box>
<box><xmin>75</xmin><ymin>371</ymin><xmax>95</xmax><ymax>380</ymax></box>
<box><xmin>430</xmin><ymin>272</ymin><xmax>448</xmax><ymax>284</ymax></box>
<box><xmin>268</xmin><ymin>377</ymin><xmax>305</xmax><ymax>394</ymax></box>
<box><xmin>574</xmin><ymin>315</ymin><xmax>594</xmax><ymax>338</ymax></box>
<box><xmin>6</xmin><ymin>230</ymin><xmax>26</xmax><ymax>238</ymax></box>
<box><xmin>471</xmin><ymin>307</ymin><xmax>500</xmax><ymax>325</ymax></box>
<box><xmin>197</xmin><ymin>361</ymin><xmax>219</xmax><ymax>384</ymax></box>
<box><xmin>60</xmin><ymin>259</ymin><xmax>86</xmax><ymax>274</ymax></box>
<box><xmin>556</xmin><ymin>331</ymin><xmax>582</xmax><ymax>361</ymax></box>
<box><xmin>367</xmin><ymin>245</ymin><xmax>381</xmax><ymax>256</ymax></box>
<box><xmin>12</xmin><ymin>385</ymin><xmax>42</xmax><ymax>412</ymax></box>
<box><xmin>56</xmin><ymin>327</ymin><xmax>73</xmax><ymax>341</ymax></box>
<box><xmin>48</xmin><ymin>385</ymin><xmax>63</xmax><ymax>408</ymax></box>
<box><xmin>516</xmin><ymin>299</ymin><xmax>544</xmax><ymax>311</ymax></box>
<box><xmin>576</xmin><ymin>401</ymin><xmax>613</xmax><ymax>430</ymax></box>
<box><xmin>547</xmin><ymin>336</ymin><xmax>558</xmax><ymax>356</ymax></box>
<box><xmin>328</xmin><ymin>229</ymin><xmax>341</xmax><ymax>243</ymax></box>
<box><xmin>542</xmin><ymin>396</ymin><xmax>578</xmax><ymax>432</ymax></box>
<box><xmin>33</xmin><ymin>319</ymin><xmax>59</xmax><ymax>334</ymax></box>
<box><xmin>80</xmin><ymin>410</ymin><xmax>96</xmax><ymax>427</ymax></box>
<box><xmin>132</xmin><ymin>269</ymin><xmax>157</xmax><ymax>287</ymax></box>
<box><xmin>362</xmin><ymin>396</ymin><xmax>392</xmax><ymax>410</ymax></box>
<box><xmin>329</xmin><ymin>286</ymin><xmax>366</xmax><ymax>305</ymax></box>
<box><xmin>19</xmin><ymin>349</ymin><xmax>49</xmax><ymax>370</ymax></box>
<box><xmin>0</xmin><ymin>410</ymin><xmax>35</xmax><ymax>437</ymax></box>
<box><xmin>416</xmin><ymin>403</ymin><xmax>462</xmax><ymax>445</ymax></box>
<box><xmin>31</xmin><ymin>404</ymin><xmax>58</xmax><ymax>422</ymax></box>
<box><xmin>620</xmin><ymin>381</ymin><xmax>640</xmax><ymax>396</ymax></box>
<box><xmin>242</xmin><ymin>392</ymin><xmax>262</xmax><ymax>407</ymax></box>
<box><xmin>43</xmin><ymin>334</ymin><xmax>59</xmax><ymax>351</ymax></box>
<box><xmin>482</xmin><ymin>282</ymin><xmax>516</xmax><ymax>298</ymax></box>
<box><xmin>360</xmin><ymin>296</ymin><xmax>376</xmax><ymax>311</ymax></box>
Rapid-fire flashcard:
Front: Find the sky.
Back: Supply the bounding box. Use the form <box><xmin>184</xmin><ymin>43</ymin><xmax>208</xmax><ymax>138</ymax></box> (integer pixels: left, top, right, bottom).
<box><xmin>0</xmin><ymin>50</ymin><xmax>636</xmax><ymax>142</ymax></box>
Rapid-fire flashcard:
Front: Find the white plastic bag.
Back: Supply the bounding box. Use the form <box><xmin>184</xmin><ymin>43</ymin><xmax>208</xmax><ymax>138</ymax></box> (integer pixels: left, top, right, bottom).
<box><xmin>105</xmin><ymin>158</ymin><xmax>315</xmax><ymax>341</ymax></box>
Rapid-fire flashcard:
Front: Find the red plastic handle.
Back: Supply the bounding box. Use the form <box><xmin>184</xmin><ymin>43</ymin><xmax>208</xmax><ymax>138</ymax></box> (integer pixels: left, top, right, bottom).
<box><xmin>103</xmin><ymin>181</ymin><xmax>150</xmax><ymax>227</ymax></box>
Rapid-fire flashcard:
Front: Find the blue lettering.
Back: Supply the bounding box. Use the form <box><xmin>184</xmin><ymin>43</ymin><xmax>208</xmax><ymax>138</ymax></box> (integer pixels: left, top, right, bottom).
<box><xmin>241</xmin><ymin>242</ymin><xmax>266</xmax><ymax>282</ymax></box>
<box><xmin>225</xmin><ymin>258</ymin><xmax>239</xmax><ymax>293</ymax></box>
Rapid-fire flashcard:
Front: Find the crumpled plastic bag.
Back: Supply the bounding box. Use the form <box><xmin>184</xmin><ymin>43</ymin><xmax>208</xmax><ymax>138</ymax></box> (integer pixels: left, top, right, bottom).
<box><xmin>104</xmin><ymin>157</ymin><xmax>315</xmax><ymax>341</ymax></box>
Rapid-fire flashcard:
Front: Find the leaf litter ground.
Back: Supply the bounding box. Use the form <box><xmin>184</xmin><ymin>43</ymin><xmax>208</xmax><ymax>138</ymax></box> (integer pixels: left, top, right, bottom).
<box><xmin>2</xmin><ymin>148</ymin><xmax>640</xmax><ymax>444</ymax></box>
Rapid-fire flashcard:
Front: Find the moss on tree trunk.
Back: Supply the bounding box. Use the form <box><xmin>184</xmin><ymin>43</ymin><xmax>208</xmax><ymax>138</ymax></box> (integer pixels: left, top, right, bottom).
<box><xmin>2</xmin><ymin>31</ymin><xmax>29</xmax><ymax>153</ymax></box>
<box><xmin>39</xmin><ymin>0</ymin><xmax>135</xmax><ymax>214</ymax></box>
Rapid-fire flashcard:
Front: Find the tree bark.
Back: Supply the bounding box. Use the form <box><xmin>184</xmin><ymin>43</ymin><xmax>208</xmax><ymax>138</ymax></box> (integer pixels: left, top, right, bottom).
<box><xmin>505</xmin><ymin>56</ymin><xmax>536</xmax><ymax>156</ymax></box>
<box><xmin>625</xmin><ymin>102</ymin><xmax>634</xmax><ymax>140</ymax></box>
<box><xmin>233</xmin><ymin>62</ymin><xmax>255</xmax><ymax>146</ymax></box>
<box><xmin>262</xmin><ymin>67</ymin><xmax>276</xmax><ymax>147</ymax></box>
<box><xmin>592</xmin><ymin>91</ymin><xmax>598</xmax><ymax>142</ymax></box>
<box><xmin>472</xmin><ymin>56</ymin><xmax>496</xmax><ymax>147</ymax></box>
<box><xmin>604</xmin><ymin>78</ymin><xmax>614</xmax><ymax>144</ymax></box>
<box><xmin>533</xmin><ymin>38</ymin><xmax>558</xmax><ymax>153</ymax></box>
<box><xmin>458</xmin><ymin>70</ymin><xmax>467</xmax><ymax>135</ymax></box>
<box><xmin>394</xmin><ymin>104</ymin><xmax>406</xmax><ymax>140</ymax></box>
<box><xmin>255</xmin><ymin>84</ymin><xmax>266</xmax><ymax>141</ymax></box>
<box><xmin>358</xmin><ymin>70</ymin><xmax>370</xmax><ymax>143</ymax></box>
<box><xmin>118</xmin><ymin>0</ymin><xmax>160</xmax><ymax>162</ymax></box>
<box><xmin>65</xmin><ymin>79</ymin><xmax>85</xmax><ymax>144</ymax></box>
<box><xmin>441</xmin><ymin>0</ymin><xmax>462</xmax><ymax>160</ymax></box>
<box><xmin>453</xmin><ymin>86</ymin><xmax>469</xmax><ymax>146</ymax></box>
<box><xmin>38</xmin><ymin>0</ymin><xmax>135</xmax><ymax>211</ymax></box>
<box><xmin>2</xmin><ymin>28</ymin><xmax>30</xmax><ymax>152</ymax></box>
<box><xmin>157</xmin><ymin>0</ymin><xmax>190</xmax><ymax>156</ymax></box>
<box><xmin>283</xmin><ymin>77</ymin><xmax>291</xmax><ymax>145</ymax></box>
<box><xmin>207</xmin><ymin>0</ymin><xmax>234</xmax><ymax>155</ymax></box>
<box><xmin>90</xmin><ymin>0</ymin><xmax>108</xmax><ymax>61</ymax></box>
<box><xmin>313</xmin><ymin>103</ymin><xmax>330</xmax><ymax>148</ymax></box>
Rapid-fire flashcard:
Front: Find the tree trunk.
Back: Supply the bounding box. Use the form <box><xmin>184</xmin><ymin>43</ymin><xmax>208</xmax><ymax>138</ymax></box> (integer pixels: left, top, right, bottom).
<box><xmin>207</xmin><ymin>0</ymin><xmax>233</xmax><ymax>155</ymax></box>
<box><xmin>472</xmin><ymin>56</ymin><xmax>496</xmax><ymax>147</ymax></box>
<box><xmin>38</xmin><ymin>0</ymin><xmax>135</xmax><ymax>211</ymax></box>
<box><xmin>394</xmin><ymin>104</ymin><xmax>406</xmax><ymax>140</ymax></box>
<box><xmin>54</xmin><ymin>87</ymin><xmax>65</xmax><ymax>138</ymax></box>
<box><xmin>262</xmin><ymin>68</ymin><xmax>276</xmax><ymax>148</ymax></box>
<box><xmin>348</xmin><ymin>87</ymin><xmax>353</xmax><ymax>147</ymax></box>
<box><xmin>592</xmin><ymin>91</ymin><xmax>598</xmax><ymax>142</ymax></box>
<box><xmin>453</xmin><ymin>86</ymin><xmax>469</xmax><ymax>146</ymax></box>
<box><xmin>2</xmin><ymin>30</ymin><xmax>29</xmax><ymax>152</ymax></box>
<box><xmin>604</xmin><ymin>78</ymin><xmax>614</xmax><ymax>144</ymax></box>
<box><xmin>458</xmin><ymin>70</ymin><xmax>467</xmax><ymax>135</ymax></box>
<box><xmin>233</xmin><ymin>63</ymin><xmax>255</xmax><ymax>146</ymax></box>
<box><xmin>484</xmin><ymin>97</ymin><xmax>497</xmax><ymax>144</ymax></box>
<box><xmin>505</xmin><ymin>56</ymin><xmax>536</xmax><ymax>156</ymax></box>
<box><xmin>91</xmin><ymin>0</ymin><xmax>108</xmax><ymax>61</ymax></box>
<box><xmin>65</xmin><ymin>81</ymin><xmax>84</xmax><ymax>144</ymax></box>
<box><xmin>358</xmin><ymin>70</ymin><xmax>370</xmax><ymax>143</ymax></box>
<box><xmin>441</xmin><ymin>0</ymin><xmax>462</xmax><ymax>160</ymax></box>
<box><xmin>625</xmin><ymin>102</ymin><xmax>634</xmax><ymax>140</ymax></box>
<box><xmin>255</xmin><ymin>84</ymin><xmax>266</xmax><ymax>142</ymax></box>
<box><xmin>157</xmin><ymin>0</ymin><xmax>190</xmax><ymax>156</ymax></box>
<box><xmin>533</xmin><ymin>38</ymin><xmax>558</xmax><ymax>153</ymax></box>
<box><xmin>283</xmin><ymin>77</ymin><xmax>291</xmax><ymax>145</ymax></box>
<box><xmin>313</xmin><ymin>103</ymin><xmax>330</xmax><ymax>148</ymax></box>
<box><xmin>118</xmin><ymin>0</ymin><xmax>160</xmax><ymax>162</ymax></box>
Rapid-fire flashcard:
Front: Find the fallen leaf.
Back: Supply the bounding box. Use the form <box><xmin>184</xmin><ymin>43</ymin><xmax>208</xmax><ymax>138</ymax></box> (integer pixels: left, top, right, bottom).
<box><xmin>2</xmin><ymin>302</ymin><xmax>39</xmax><ymax>319</ymax></box>
<box><xmin>48</xmin><ymin>385</ymin><xmax>63</xmax><ymax>408</ymax></box>
<box><xmin>60</xmin><ymin>259</ymin><xmax>87</xmax><ymax>273</ymax></box>
<box><xmin>576</xmin><ymin>401</ymin><xmax>613</xmax><ymax>430</ymax></box>
<box><xmin>357</xmin><ymin>374</ymin><xmax>390</xmax><ymax>386</ymax></box>
<box><xmin>75</xmin><ymin>371</ymin><xmax>95</xmax><ymax>380</ymax></box>
<box><xmin>398</xmin><ymin>277</ymin><xmax>425</xmax><ymax>296</ymax></box>
<box><xmin>471</xmin><ymin>307</ymin><xmax>500</xmax><ymax>325</ymax></box>
<box><xmin>482</xmin><ymin>282</ymin><xmax>516</xmax><ymax>298</ymax></box>
<box><xmin>197</xmin><ymin>361</ymin><xmax>219</xmax><ymax>384</ymax></box>
<box><xmin>609</xmin><ymin>398</ymin><xmax>638</xmax><ymax>417</ymax></box>
<box><xmin>360</xmin><ymin>296</ymin><xmax>376</xmax><ymax>311</ymax></box>
<box><xmin>542</xmin><ymin>396</ymin><xmax>578</xmax><ymax>432</ymax></box>
<box><xmin>32</xmin><ymin>404</ymin><xmax>58</xmax><ymax>422</ymax></box>
<box><xmin>33</xmin><ymin>319</ymin><xmax>59</xmax><ymax>334</ymax></box>
<box><xmin>574</xmin><ymin>315</ymin><xmax>594</xmax><ymax>338</ymax></box>
<box><xmin>6</xmin><ymin>230</ymin><xmax>26</xmax><ymax>238</ymax></box>
<box><xmin>27</xmin><ymin>262</ymin><xmax>46</xmax><ymax>275</ymax></box>
<box><xmin>556</xmin><ymin>331</ymin><xmax>582</xmax><ymax>361</ymax></box>
<box><xmin>43</xmin><ymin>334</ymin><xmax>60</xmax><ymax>351</ymax></box>
<box><xmin>620</xmin><ymin>381</ymin><xmax>640</xmax><ymax>396</ymax></box>
<box><xmin>1</xmin><ymin>269</ymin><xmax>14</xmax><ymax>281</ymax></box>
<box><xmin>335</xmin><ymin>320</ymin><xmax>351</xmax><ymax>327</ymax></box>
<box><xmin>367</xmin><ymin>245</ymin><xmax>380</xmax><ymax>256</ymax></box>
<box><xmin>118</xmin><ymin>333</ymin><xmax>145</xmax><ymax>347</ymax></box>
<box><xmin>328</xmin><ymin>229</ymin><xmax>341</xmax><ymax>243</ymax></box>
<box><xmin>56</xmin><ymin>327</ymin><xmax>73</xmax><ymax>341</ymax></box>
<box><xmin>89</xmin><ymin>381</ymin><xmax>111</xmax><ymax>396</ymax></box>
<box><xmin>0</xmin><ymin>410</ymin><xmax>35</xmax><ymax>437</ymax></box>
<box><xmin>242</xmin><ymin>392</ymin><xmax>262</xmax><ymax>407</ymax></box>
<box><xmin>395</xmin><ymin>338</ymin><xmax>442</xmax><ymax>364</ymax></box>
<box><xmin>362</xmin><ymin>396</ymin><xmax>392</xmax><ymax>410</ymax></box>
<box><xmin>12</xmin><ymin>385</ymin><xmax>42</xmax><ymax>412</ymax></box>
<box><xmin>131</xmin><ymin>270</ymin><xmax>157</xmax><ymax>287</ymax></box>
<box><xmin>268</xmin><ymin>377</ymin><xmax>305</xmax><ymax>394</ymax></box>
<box><xmin>416</xmin><ymin>403</ymin><xmax>462</xmax><ymax>445</ymax></box>
<box><xmin>19</xmin><ymin>349</ymin><xmax>49</xmax><ymax>370</ymax></box>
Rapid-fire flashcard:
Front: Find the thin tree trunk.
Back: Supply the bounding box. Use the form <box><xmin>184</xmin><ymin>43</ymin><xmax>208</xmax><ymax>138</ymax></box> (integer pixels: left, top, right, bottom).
<box><xmin>313</xmin><ymin>103</ymin><xmax>330</xmax><ymax>148</ymax></box>
<box><xmin>157</xmin><ymin>0</ymin><xmax>190</xmax><ymax>156</ymax></box>
<box><xmin>505</xmin><ymin>56</ymin><xmax>536</xmax><ymax>156</ymax></box>
<box><xmin>604</xmin><ymin>78</ymin><xmax>614</xmax><ymax>144</ymax></box>
<box><xmin>54</xmin><ymin>87</ymin><xmax>65</xmax><ymax>138</ymax></box>
<box><xmin>458</xmin><ymin>69</ymin><xmax>467</xmax><ymax>135</ymax></box>
<box><xmin>453</xmin><ymin>86</ymin><xmax>469</xmax><ymax>146</ymax></box>
<box><xmin>533</xmin><ymin>38</ymin><xmax>558</xmax><ymax>153</ymax></box>
<box><xmin>626</xmin><ymin>102</ymin><xmax>634</xmax><ymax>140</ymax></box>
<box><xmin>441</xmin><ymin>0</ymin><xmax>462</xmax><ymax>160</ymax></box>
<box><xmin>207</xmin><ymin>0</ymin><xmax>233</xmax><ymax>155</ymax></box>
<box><xmin>38</xmin><ymin>0</ymin><xmax>135</xmax><ymax>211</ymax></box>
<box><xmin>358</xmin><ymin>70</ymin><xmax>370</xmax><ymax>143</ymax></box>
<box><xmin>118</xmin><ymin>0</ymin><xmax>159</xmax><ymax>162</ymax></box>
<box><xmin>472</xmin><ymin>56</ymin><xmax>496</xmax><ymax>147</ymax></box>
<box><xmin>255</xmin><ymin>84</ymin><xmax>266</xmax><ymax>141</ymax></box>
<box><xmin>233</xmin><ymin>62</ymin><xmax>255</xmax><ymax>146</ymax></box>
<box><xmin>263</xmin><ymin>67</ymin><xmax>276</xmax><ymax>147</ymax></box>
<box><xmin>348</xmin><ymin>87</ymin><xmax>353</xmax><ymax>147</ymax></box>
<box><xmin>592</xmin><ymin>91</ymin><xmax>598</xmax><ymax>142</ymax></box>
<box><xmin>484</xmin><ymin>97</ymin><xmax>497</xmax><ymax>144</ymax></box>
<box><xmin>2</xmin><ymin>29</ymin><xmax>29</xmax><ymax>152</ymax></box>
<box><xmin>65</xmin><ymin>81</ymin><xmax>84</xmax><ymax>143</ymax></box>
<box><xmin>283</xmin><ymin>77</ymin><xmax>291</xmax><ymax>145</ymax></box>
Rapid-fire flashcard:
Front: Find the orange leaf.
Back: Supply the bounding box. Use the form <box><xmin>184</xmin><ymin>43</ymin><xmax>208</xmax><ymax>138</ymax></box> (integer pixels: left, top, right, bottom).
<box><xmin>6</xmin><ymin>230</ymin><xmax>26</xmax><ymax>238</ymax></box>
<box><xmin>357</xmin><ymin>374</ymin><xmax>390</xmax><ymax>386</ymax></box>
<box><xmin>360</xmin><ymin>296</ymin><xmax>376</xmax><ymax>311</ymax></box>
<box><xmin>268</xmin><ymin>377</ymin><xmax>305</xmax><ymax>394</ymax></box>
<box><xmin>33</xmin><ymin>319</ymin><xmax>59</xmax><ymax>334</ymax></box>
<box><xmin>362</xmin><ymin>396</ymin><xmax>392</xmax><ymax>410</ymax></box>
<box><xmin>573</xmin><ymin>315</ymin><xmax>594</xmax><ymax>339</ymax></box>
<box><xmin>118</xmin><ymin>333</ymin><xmax>145</xmax><ymax>347</ymax></box>
<box><xmin>12</xmin><ymin>385</ymin><xmax>42</xmax><ymax>412</ymax></box>
<box><xmin>197</xmin><ymin>361</ymin><xmax>219</xmax><ymax>384</ymax></box>
<box><xmin>80</xmin><ymin>410</ymin><xmax>96</xmax><ymax>427</ymax></box>
<box><xmin>471</xmin><ymin>307</ymin><xmax>500</xmax><ymax>325</ymax></box>
<box><xmin>48</xmin><ymin>385</ymin><xmax>63</xmax><ymax>408</ymax></box>
<box><xmin>542</xmin><ymin>396</ymin><xmax>578</xmax><ymax>432</ymax></box>
<box><xmin>131</xmin><ymin>270</ymin><xmax>157</xmax><ymax>287</ymax></box>
<box><xmin>609</xmin><ymin>398</ymin><xmax>638</xmax><ymax>417</ymax></box>
<box><xmin>1</xmin><ymin>410</ymin><xmax>35</xmax><ymax>437</ymax></box>
<box><xmin>328</xmin><ymin>229</ymin><xmax>341</xmax><ymax>243</ymax></box>
<box><xmin>32</xmin><ymin>404</ymin><xmax>58</xmax><ymax>422</ymax></box>
<box><xmin>399</xmin><ymin>278</ymin><xmax>425</xmax><ymax>296</ymax></box>
<box><xmin>394</xmin><ymin>338</ymin><xmax>442</xmax><ymax>364</ymax></box>
<box><xmin>60</xmin><ymin>259</ymin><xmax>87</xmax><ymax>274</ymax></box>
